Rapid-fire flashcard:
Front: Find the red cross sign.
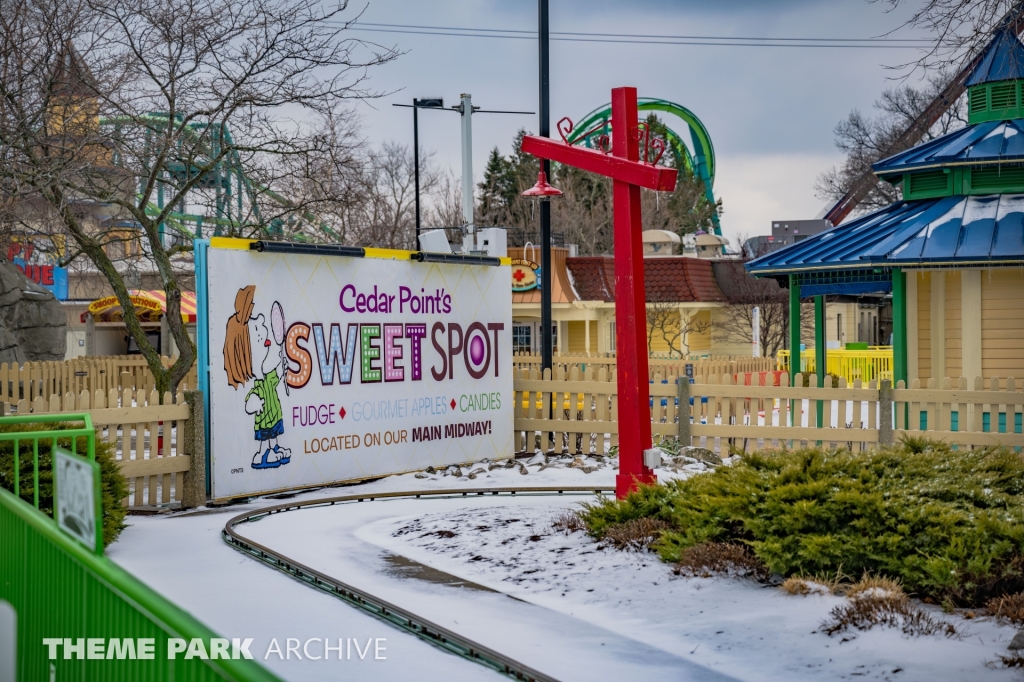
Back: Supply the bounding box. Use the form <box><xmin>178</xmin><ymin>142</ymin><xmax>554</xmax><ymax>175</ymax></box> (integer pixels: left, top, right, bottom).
<box><xmin>521</xmin><ymin>86</ymin><xmax>678</xmax><ymax>499</ymax></box>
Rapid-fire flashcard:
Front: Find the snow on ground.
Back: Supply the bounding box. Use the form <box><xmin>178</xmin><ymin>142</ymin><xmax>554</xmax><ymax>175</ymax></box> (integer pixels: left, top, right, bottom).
<box><xmin>357</xmin><ymin>503</ymin><xmax>1021</xmax><ymax>682</ymax></box>
<box><xmin>108</xmin><ymin>452</ymin><xmax>1022</xmax><ymax>681</ymax></box>
<box><xmin>239</xmin><ymin>493</ymin><xmax>736</xmax><ymax>681</ymax></box>
<box><xmin>105</xmin><ymin>454</ymin><xmax>635</xmax><ymax>681</ymax></box>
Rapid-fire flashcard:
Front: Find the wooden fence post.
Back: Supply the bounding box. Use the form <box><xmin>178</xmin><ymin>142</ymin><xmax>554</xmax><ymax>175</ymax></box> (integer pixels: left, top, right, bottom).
<box><xmin>181</xmin><ymin>390</ymin><xmax>206</xmax><ymax>509</ymax></box>
<box><xmin>879</xmin><ymin>380</ymin><xmax>893</xmax><ymax>447</ymax></box>
<box><xmin>677</xmin><ymin>377</ymin><xmax>691</xmax><ymax>447</ymax></box>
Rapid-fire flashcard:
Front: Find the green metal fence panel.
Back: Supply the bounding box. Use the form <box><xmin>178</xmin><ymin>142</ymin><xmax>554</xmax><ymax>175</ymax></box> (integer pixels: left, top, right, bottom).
<box><xmin>1</xmin><ymin>488</ymin><xmax>282</xmax><ymax>681</ymax></box>
<box><xmin>1</xmin><ymin>424</ymin><xmax>281</xmax><ymax>682</ymax></box>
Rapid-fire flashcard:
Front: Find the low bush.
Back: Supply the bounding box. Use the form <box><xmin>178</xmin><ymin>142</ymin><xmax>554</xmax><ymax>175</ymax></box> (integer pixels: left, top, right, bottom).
<box><xmin>601</xmin><ymin>517</ymin><xmax>670</xmax><ymax>551</ymax></box>
<box><xmin>551</xmin><ymin>510</ymin><xmax>586</xmax><ymax>534</ymax></box>
<box><xmin>674</xmin><ymin>542</ymin><xmax>769</xmax><ymax>580</ymax></box>
<box><xmin>845</xmin><ymin>574</ymin><xmax>905</xmax><ymax>601</ymax></box>
<box><xmin>821</xmin><ymin>592</ymin><xmax>958</xmax><ymax>638</ymax></box>
<box><xmin>797</xmin><ymin>371</ymin><xmax>843</xmax><ymax>387</ymax></box>
<box><xmin>986</xmin><ymin>591</ymin><xmax>1024</xmax><ymax>624</ymax></box>
<box><xmin>581</xmin><ymin>441</ymin><xmax>1024</xmax><ymax>606</ymax></box>
<box><xmin>0</xmin><ymin>421</ymin><xmax>127</xmax><ymax>547</ymax></box>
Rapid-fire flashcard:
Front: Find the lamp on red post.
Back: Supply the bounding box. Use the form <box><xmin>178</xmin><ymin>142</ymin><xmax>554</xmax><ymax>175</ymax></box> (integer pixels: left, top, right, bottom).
<box><xmin>521</xmin><ymin>171</ymin><xmax>562</xmax><ymax>200</ymax></box>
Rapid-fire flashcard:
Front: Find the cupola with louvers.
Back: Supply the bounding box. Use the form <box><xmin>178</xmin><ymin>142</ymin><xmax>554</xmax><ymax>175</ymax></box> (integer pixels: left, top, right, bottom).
<box><xmin>966</xmin><ymin>28</ymin><xmax>1024</xmax><ymax>124</ymax></box>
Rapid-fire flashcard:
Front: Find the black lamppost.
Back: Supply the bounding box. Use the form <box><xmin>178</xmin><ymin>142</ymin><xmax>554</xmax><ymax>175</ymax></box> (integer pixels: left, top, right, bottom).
<box><xmin>395</xmin><ymin>98</ymin><xmax>443</xmax><ymax>249</ymax></box>
<box><xmin>538</xmin><ymin>0</ymin><xmax>552</xmax><ymax>372</ymax></box>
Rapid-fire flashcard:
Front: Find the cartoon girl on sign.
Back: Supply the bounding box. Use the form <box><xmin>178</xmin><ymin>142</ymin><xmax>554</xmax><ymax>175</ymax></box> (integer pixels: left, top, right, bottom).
<box><xmin>223</xmin><ymin>285</ymin><xmax>291</xmax><ymax>470</ymax></box>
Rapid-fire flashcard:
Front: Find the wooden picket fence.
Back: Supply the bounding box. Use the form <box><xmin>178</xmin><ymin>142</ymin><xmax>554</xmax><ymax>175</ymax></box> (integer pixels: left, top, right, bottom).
<box><xmin>894</xmin><ymin>377</ymin><xmax>1024</xmax><ymax>449</ymax></box>
<box><xmin>0</xmin><ymin>355</ymin><xmax>198</xmax><ymax>405</ymax></box>
<box><xmin>511</xmin><ymin>354</ymin><xmax>775</xmax><ymax>384</ymax></box>
<box><xmin>9</xmin><ymin>387</ymin><xmax>193</xmax><ymax>509</ymax></box>
<box><xmin>512</xmin><ymin>369</ymin><xmax>1024</xmax><ymax>456</ymax></box>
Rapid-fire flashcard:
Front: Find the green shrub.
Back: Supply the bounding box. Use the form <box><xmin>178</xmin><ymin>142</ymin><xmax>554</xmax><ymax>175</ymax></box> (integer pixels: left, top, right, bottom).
<box><xmin>581</xmin><ymin>441</ymin><xmax>1024</xmax><ymax>606</ymax></box>
<box><xmin>797</xmin><ymin>371</ymin><xmax>843</xmax><ymax>387</ymax></box>
<box><xmin>0</xmin><ymin>421</ymin><xmax>128</xmax><ymax>547</ymax></box>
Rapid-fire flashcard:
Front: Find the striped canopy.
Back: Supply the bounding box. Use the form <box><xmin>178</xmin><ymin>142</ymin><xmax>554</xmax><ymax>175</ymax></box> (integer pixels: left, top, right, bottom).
<box><xmin>84</xmin><ymin>290</ymin><xmax>197</xmax><ymax>323</ymax></box>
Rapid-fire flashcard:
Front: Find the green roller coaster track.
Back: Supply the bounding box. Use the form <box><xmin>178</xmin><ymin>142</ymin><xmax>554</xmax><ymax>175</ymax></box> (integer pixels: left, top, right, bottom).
<box><xmin>567</xmin><ymin>98</ymin><xmax>721</xmax><ymax>235</ymax></box>
<box><xmin>99</xmin><ymin>113</ymin><xmax>338</xmax><ymax>243</ymax></box>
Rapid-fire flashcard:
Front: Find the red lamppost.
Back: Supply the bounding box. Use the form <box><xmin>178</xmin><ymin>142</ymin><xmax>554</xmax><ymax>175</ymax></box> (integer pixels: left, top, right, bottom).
<box><xmin>521</xmin><ymin>87</ymin><xmax>677</xmax><ymax>499</ymax></box>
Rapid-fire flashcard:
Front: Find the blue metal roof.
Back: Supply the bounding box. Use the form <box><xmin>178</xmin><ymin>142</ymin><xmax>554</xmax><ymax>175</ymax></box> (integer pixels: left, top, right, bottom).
<box><xmin>746</xmin><ymin>193</ymin><xmax>1024</xmax><ymax>278</ymax></box>
<box><xmin>872</xmin><ymin>119</ymin><xmax>1024</xmax><ymax>174</ymax></box>
<box><xmin>965</xmin><ymin>28</ymin><xmax>1024</xmax><ymax>86</ymax></box>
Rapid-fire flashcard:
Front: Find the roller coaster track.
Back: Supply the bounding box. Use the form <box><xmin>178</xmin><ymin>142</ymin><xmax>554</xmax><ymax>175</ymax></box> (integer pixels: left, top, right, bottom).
<box><xmin>222</xmin><ymin>486</ymin><xmax>615</xmax><ymax>682</ymax></box>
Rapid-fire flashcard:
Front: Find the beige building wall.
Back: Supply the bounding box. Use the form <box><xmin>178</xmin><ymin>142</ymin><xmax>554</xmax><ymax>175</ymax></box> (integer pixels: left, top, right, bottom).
<box><xmin>567</xmin><ymin>320</ymin><xmax>599</xmax><ymax>354</ymax></box>
<box><xmin>916</xmin><ymin>271</ymin><xmax>932</xmax><ymax>381</ymax></box>
<box><xmin>688</xmin><ymin>310</ymin><xmax>713</xmax><ymax>353</ymax></box>
<box><xmin>945</xmin><ymin>271</ymin><xmax>963</xmax><ymax>380</ymax></box>
<box><xmin>709</xmin><ymin>307</ymin><xmax>754</xmax><ymax>356</ymax></box>
<box><xmin>981</xmin><ymin>268</ymin><xmax>1024</xmax><ymax>379</ymax></box>
<box><xmin>912</xmin><ymin>268</ymin><xmax>1023</xmax><ymax>385</ymax></box>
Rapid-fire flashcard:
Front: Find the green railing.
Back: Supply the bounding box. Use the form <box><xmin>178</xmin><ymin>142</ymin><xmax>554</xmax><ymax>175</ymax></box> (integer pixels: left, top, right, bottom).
<box><xmin>0</xmin><ymin>413</ymin><xmax>281</xmax><ymax>681</ymax></box>
<box><xmin>0</xmin><ymin>412</ymin><xmax>96</xmax><ymax>512</ymax></box>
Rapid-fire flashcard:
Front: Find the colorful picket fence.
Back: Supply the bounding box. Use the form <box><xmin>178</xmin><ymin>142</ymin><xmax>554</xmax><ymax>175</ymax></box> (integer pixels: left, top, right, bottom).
<box><xmin>9</xmin><ymin>387</ymin><xmax>194</xmax><ymax>509</ymax></box>
<box><xmin>512</xmin><ymin>369</ymin><xmax>1024</xmax><ymax>456</ymax></box>
<box><xmin>0</xmin><ymin>355</ymin><xmax>198</xmax><ymax>405</ymax></box>
<box><xmin>776</xmin><ymin>347</ymin><xmax>895</xmax><ymax>384</ymax></box>
<box><xmin>512</xmin><ymin>354</ymin><xmax>775</xmax><ymax>383</ymax></box>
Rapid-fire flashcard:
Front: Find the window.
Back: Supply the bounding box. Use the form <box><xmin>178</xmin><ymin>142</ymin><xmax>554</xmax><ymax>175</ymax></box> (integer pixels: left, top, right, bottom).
<box><xmin>512</xmin><ymin>324</ymin><xmax>532</xmax><ymax>355</ymax></box>
<box><xmin>837</xmin><ymin>313</ymin><xmax>843</xmax><ymax>343</ymax></box>
<box><xmin>609</xmin><ymin>321</ymin><xmax>616</xmax><ymax>352</ymax></box>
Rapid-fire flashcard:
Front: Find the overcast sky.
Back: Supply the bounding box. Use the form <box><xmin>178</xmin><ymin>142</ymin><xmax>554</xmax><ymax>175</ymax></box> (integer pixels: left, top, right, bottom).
<box><xmin>345</xmin><ymin>0</ymin><xmax>931</xmax><ymax>244</ymax></box>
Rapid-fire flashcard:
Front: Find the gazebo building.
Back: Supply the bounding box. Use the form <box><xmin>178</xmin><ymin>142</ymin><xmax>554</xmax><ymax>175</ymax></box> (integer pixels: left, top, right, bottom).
<box><xmin>748</xmin><ymin>29</ymin><xmax>1024</xmax><ymax>390</ymax></box>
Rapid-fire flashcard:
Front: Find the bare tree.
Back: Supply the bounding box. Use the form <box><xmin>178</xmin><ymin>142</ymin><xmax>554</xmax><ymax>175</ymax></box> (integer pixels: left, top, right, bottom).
<box><xmin>880</xmin><ymin>0</ymin><xmax>1024</xmax><ymax>73</ymax></box>
<box><xmin>816</xmin><ymin>70</ymin><xmax>968</xmax><ymax>215</ymax></box>
<box><xmin>551</xmin><ymin>166</ymin><xmax>613</xmax><ymax>255</ymax></box>
<box><xmin>340</xmin><ymin>141</ymin><xmax>438</xmax><ymax>249</ymax></box>
<box><xmin>0</xmin><ymin>0</ymin><xmax>397</xmax><ymax>396</ymax></box>
<box><xmin>477</xmin><ymin>125</ymin><xmax>721</xmax><ymax>255</ymax></box>
<box><xmin>713</xmin><ymin>261</ymin><xmax>814</xmax><ymax>358</ymax></box>
<box><xmin>646</xmin><ymin>302</ymin><xmax>712</xmax><ymax>358</ymax></box>
<box><xmin>426</xmin><ymin>171</ymin><xmax>462</xmax><ymax>228</ymax></box>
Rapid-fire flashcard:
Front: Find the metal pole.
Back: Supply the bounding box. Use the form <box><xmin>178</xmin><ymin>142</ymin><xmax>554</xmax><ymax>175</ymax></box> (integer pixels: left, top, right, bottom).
<box><xmin>892</xmin><ymin>266</ymin><xmax>909</xmax><ymax>425</ymax></box>
<box><xmin>815</xmin><ymin>295</ymin><xmax>826</xmax><ymax>427</ymax></box>
<box><xmin>892</xmin><ymin>268</ymin><xmax>907</xmax><ymax>388</ymax></box>
<box><xmin>789</xmin><ymin>275</ymin><xmax>801</xmax><ymax>426</ymax></box>
<box><xmin>413</xmin><ymin>99</ymin><xmax>421</xmax><ymax>251</ymax></box>
<box><xmin>460</xmin><ymin>93</ymin><xmax>475</xmax><ymax>254</ymax></box>
<box><xmin>538</xmin><ymin>0</ymin><xmax>552</xmax><ymax>372</ymax></box>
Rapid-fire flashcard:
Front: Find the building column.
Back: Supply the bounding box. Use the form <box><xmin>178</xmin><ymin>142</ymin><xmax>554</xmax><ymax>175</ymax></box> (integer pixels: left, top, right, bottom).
<box><xmin>585</xmin><ymin>316</ymin><xmax>591</xmax><ymax>355</ymax></box>
<box><xmin>788</xmin><ymin>275</ymin><xmax>801</xmax><ymax>384</ymax></box>
<box><xmin>679</xmin><ymin>307</ymin><xmax>692</xmax><ymax>357</ymax></box>
<box><xmin>930</xmin><ymin>271</ymin><xmax>946</xmax><ymax>381</ymax></box>
<box><xmin>85</xmin><ymin>313</ymin><xmax>95</xmax><ymax>356</ymax></box>
<box><xmin>892</xmin><ymin>268</ymin><xmax>908</xmax><ymax>388</ymax></box>
<box><xmin>160</xmin><ymin>314</ymin><xmax>169</xmax><ymax>358</ymax></box>
<box><xmin>906</xmin><ymin>271</ymin><xmax>919</xmax><ymax>385</ymax></box>
<box><xmin>961</xmin><ymin>269</ymin><xmax>982</xmax><ymax>384</ymax></box>
<box><xmin>815</xmin><ymin>295</ymin><xmax>826</xmax><ymax>427</ymax></box>
<box><xmin>556</xmin><ymin>320</ymin><xmax>566</xmax><ymax>356</ymax></box>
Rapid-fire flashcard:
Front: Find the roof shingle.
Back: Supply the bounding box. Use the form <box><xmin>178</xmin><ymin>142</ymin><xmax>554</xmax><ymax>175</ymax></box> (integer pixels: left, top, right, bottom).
<box><xmin>566</xmin><ymin>256</ymin><xmax>727</xmax><ymax>303</ymax></box>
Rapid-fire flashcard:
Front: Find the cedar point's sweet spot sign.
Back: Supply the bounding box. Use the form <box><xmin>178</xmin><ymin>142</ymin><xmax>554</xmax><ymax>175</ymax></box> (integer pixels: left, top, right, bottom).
<box><xmin>521</xmin><ymin>86</ymin><xmax>678</xmax><ymax>499</ymax></box>
<box><xmin>201</xmin><ymin>240</ymin><xmax>513</xmax><ymax>501</ymax></box>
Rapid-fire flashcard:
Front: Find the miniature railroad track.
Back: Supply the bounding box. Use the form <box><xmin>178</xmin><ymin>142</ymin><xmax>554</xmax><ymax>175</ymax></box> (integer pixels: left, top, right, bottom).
<box><xmin>222</xmin><ymin>486</ymin><xmax>614</xmax><ymax>682</ymax></box>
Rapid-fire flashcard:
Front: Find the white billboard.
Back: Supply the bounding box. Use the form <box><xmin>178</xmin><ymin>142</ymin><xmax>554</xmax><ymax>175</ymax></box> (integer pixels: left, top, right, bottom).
<box><xmin>203</xmin><ymin>243</ymin><xmax>513</xmax><ymax>500</ymax></box>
